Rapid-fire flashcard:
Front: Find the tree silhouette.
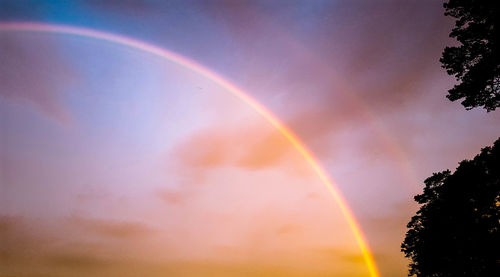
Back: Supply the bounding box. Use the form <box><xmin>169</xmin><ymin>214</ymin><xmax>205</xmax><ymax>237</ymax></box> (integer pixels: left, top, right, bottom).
<box><xmin>440</xmin><ymin>0</ymin><xmax>500</xmax><ymax>111</ymax></box>
<box><xmin>401</xmin><ymin>138</ymin><xmax>500</xmax><ymax>276</ymax></box>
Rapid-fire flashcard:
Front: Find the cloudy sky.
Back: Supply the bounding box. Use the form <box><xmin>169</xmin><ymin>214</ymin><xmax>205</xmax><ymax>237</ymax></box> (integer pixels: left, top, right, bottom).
<box><xmin>1</xmin><ymin>1</ymin><xmax>500</xmax><ymax>277</ymax></box>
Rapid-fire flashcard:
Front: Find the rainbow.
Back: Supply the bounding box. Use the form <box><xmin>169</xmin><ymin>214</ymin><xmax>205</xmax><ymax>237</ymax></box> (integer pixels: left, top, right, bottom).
<box><xmin>0</xmin><ymin>22</ymin><xmax>379</xmax><ymax>277</ymax></box>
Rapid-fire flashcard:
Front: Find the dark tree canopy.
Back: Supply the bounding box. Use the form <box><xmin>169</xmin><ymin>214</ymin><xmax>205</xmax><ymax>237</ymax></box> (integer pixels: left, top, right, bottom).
<box><xmin>402</xmin><ymin>138</ymin><xmax>500</xmax><ymax>277</ymax></box>
<box><xmin>440</xmin><ymin>0</ymin><xmax>500</xmax><ymax>111</ymax></box>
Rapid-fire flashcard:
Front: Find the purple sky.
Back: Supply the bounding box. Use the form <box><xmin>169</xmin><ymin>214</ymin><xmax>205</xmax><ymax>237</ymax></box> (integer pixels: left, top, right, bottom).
<box><xmin>1</xmin><ymin>1</ymin><xmax>500</xmax><ymax>277</ymax></box>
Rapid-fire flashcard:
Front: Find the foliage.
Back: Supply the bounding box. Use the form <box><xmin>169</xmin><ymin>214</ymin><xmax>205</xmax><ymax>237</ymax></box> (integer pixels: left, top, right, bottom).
<box><xmin>401</xmin><ymin>138</ymin><xmax>500</xmax><ymax>276</ymax></box>
<box><xmin>440</xmin><ymin>0</ymin><xmax>500</xmax><ymax>111</ymax></box>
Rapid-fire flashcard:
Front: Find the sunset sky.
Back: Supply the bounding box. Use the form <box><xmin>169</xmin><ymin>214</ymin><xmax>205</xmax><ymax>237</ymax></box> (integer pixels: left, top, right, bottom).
<box><xmin>1</xmin><ymin>1</ymin><xmax>500</xmax><ymax>277</ymax></box>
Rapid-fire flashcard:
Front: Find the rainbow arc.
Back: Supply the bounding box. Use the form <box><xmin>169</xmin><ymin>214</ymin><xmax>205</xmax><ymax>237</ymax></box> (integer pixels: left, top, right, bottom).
<box><xmin>0</xmin><ymin>22</ymin><xmax>379</xmax><ymax>277</ymax></box>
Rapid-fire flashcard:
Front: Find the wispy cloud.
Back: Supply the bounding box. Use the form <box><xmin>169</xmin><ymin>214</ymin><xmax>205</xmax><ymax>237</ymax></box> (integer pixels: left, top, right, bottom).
<box><xmin>170</xmin><ymin>124</ymin><xmax>296</xmax><ymax>174</ymax></box>
<box><xmin>0</xmin><ymin>33</ymin><xmax>77</xmax><ymax>123</ymax></box>
<box><xmin>66</xmin><ymin>215</ymin><xmax>154</xmax><ymax>239</ymax></box>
